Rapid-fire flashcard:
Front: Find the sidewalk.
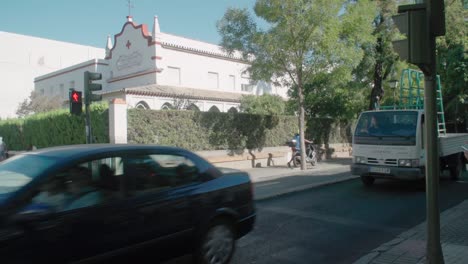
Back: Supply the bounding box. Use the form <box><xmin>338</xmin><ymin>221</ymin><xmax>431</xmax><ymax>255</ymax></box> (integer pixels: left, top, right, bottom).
<box><xmin>243</xmin><ymin>157</ymin><xmax>357</xmax><ymax>200</ymax></box>
<box><xmin>354</xmin><ymin>200</ymin><xmax>468</xmax><ymax>264</ymax></box>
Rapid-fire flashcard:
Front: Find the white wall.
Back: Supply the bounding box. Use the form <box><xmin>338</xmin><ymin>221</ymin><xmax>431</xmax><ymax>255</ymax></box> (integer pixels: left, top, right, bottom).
<box><xmin>0</xmin><ymin>31</ymin><xmax>104</xmax><ymax>119</ymax></box>
<box><xmin>34</xmin><ymin>59</ymin><xmax>107</xmax><ymax>97</ymax></box>
<box><xmin>155</xmin><ymin>35</ymin><xmax>289</xmax><ymax>98</ymax></box>
<box><xmin>26</xmin><ymin>17</ymin><xmax>289</xmax><ymax>117</ymax></box>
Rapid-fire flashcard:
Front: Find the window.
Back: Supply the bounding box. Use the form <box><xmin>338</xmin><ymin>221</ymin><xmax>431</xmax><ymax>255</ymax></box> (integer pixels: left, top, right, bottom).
<box><xmin>123</xmin><ymin>154</ymin><xmax>198</xmax><ymax>196</ymax></box>
<box><xmin>167</xmin><ymin>66</ymin><xmax>181</xmax><ymax>85</ymax></box>
<box><xmin>136</xmin><ymin>101</ymin><xmax>150</xmax><ymax>109</ymax></box>
<box><xmin>208</xmin><ymin>106</ymin><xmax>221</xmax><ymax>112</ymax></box>
<box><xmin>28</xmin><ymin>157</ymin><xmax>123</xmax><ymax>212</ymax></box>
<box><xmin>161</xmin><ymin>102</ymin><xmax>173</xmax><ymax>110</ymax></box>
<box><xmin>241</xmin><ymin>77</ymin><xmax>254</xmax><ymax>92</ymax></box>
<box><xmin>187</xmin><ymin>103</ymin><xmax>200</xmax><ymax>111</ymax></box>
<box><xmin>241</xmin><ymin>84</ymin><xmax>254</xmax><ymax>92</ymax></box>
<box><xmin>228</xmin><ymin>75</ymin><xmax>235</xmax><ymax>91</ymax></box>
<box><xmin>59</xmin><ymin>84</ymin><xmax>64</xmax><ymax>98</ymax></box>
<box><xmin>227</xmin><ymin>107</ymin><xmax>238</xmax><ymax>113</ymax></box>
<box><xmin>208</xmin><ymin>72</ymin><xmax>219</xmax><ymax>89</ymax></box>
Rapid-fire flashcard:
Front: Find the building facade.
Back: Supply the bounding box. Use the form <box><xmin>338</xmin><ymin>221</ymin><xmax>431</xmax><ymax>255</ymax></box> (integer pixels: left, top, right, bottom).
<box><xmin>34</xmin><ymin>16</ymin><xmax>288</xmax><ymax>112</ymax></box>
<box><xmin>0</xmin><ymin>31</ymin><xmax>105</xmax><ymax>119</ymax></box>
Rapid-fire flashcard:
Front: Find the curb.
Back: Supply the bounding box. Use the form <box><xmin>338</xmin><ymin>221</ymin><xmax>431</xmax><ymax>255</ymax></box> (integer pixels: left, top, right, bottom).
<box><xmin>254</xmin><ymin>174</ymin><xmax>358</xmax><ymax>201</ymax></box>
<box><xmin>251</xmin><ymin>165</ymin><xmax>351</xmax><ymax>183</ymax></box>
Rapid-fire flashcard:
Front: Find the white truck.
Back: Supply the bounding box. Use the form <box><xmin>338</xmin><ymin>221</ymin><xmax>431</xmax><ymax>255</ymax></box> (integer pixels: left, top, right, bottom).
<box><xmin>350</xmin><ymin>109</ymin><xmax>468</xmax><ymax>186</ymax></box>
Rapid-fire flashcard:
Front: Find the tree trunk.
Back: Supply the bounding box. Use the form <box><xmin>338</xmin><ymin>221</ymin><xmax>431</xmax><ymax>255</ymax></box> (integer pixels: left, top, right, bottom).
<box><xmin>369</xmin><ymin>15</ymin><xmax>385</xmax><ymax>110</ymax></box>
<box><xmin>369</xmin><ymin>42</ymin><xmax>384</xmax><ymax>110</ymax></box>
<box><xmin>297</xmin><ymin>80</ymin><xmax>307</xmax><ymax>170</ymax></box>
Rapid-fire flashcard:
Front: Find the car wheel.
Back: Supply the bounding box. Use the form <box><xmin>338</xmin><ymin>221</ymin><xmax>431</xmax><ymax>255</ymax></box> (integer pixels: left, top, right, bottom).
<box><xmin>361</xmin><ymin>176</ymin><xmax>375</xmax><ymax>186</ymax></box>
<box><xmin>197</xmin><ymin>220</ymin><xmax>236</xmax><ymax>264</ymax></box>
<box><xmin>449</xmin><ymin>154</ymin><xmax>463</xmax><ymax>181</ymax></box>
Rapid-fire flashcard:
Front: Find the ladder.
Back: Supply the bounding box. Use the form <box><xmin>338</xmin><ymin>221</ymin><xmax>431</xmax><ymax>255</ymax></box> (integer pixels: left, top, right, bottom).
<box><xmin>398</xmin><ymin>69</ymin><xmax>446</xmax><ymax>135</ymax></box>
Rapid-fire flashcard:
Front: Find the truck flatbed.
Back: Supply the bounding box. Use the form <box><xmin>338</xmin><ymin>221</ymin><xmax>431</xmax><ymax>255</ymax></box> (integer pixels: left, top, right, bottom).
<box><xmin>439</xmin><ymin>134</ymin><xmax>468</xmax><ymax>157</ymax></box>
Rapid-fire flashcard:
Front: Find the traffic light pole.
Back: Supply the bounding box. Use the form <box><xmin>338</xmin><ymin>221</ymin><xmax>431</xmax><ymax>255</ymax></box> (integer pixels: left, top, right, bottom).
<box><xmin>85</xmin><ymin>103</ymin><xmax>92</xmax><ymax>144</ymax></box>
<box><xmin>83</xmin><ymin>71</ymin><xmax>102</xmax><ymax>144</ymax></box>
<box><xmin>393</xmin><ymin>1</ymin><xmax>445</xmax><ymax>262</ymax></box>
<box><xmin>423</xmin><ymin>49</ymin><xmax>444</xmax><ymax>264</ymax></box>
<box><xmin>422</xmin><ymin>1</ymin><xmax>444</xmax><ymax>263</ymax></box>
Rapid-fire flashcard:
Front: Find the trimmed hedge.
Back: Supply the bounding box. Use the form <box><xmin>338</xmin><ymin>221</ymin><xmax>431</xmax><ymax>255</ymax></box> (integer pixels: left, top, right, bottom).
<box><xmin>0</xmin><ymin>105</ymin><xmax>352</xmax><ymax>153</ymax></box>
<box><xmin>0</xmin><ymin>104</ymin><xmax>109</xmax><ymax>150</ymax></box>
<box><xmin>127</xmin><ymin>109</ymin><xmax>299</xmax><ymax>151</ymax></box>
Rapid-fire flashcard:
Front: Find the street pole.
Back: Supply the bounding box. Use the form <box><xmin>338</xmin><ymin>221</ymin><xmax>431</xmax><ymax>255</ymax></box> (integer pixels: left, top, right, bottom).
<box><xmin>423</xmin><ymin>0</ymin><xmax>444</xmax><ymax>263</ymax></box>
<box><xmin>85</xmin><ymin>103</ymin><xmax>92</xmax><ymax>144</ymax></box>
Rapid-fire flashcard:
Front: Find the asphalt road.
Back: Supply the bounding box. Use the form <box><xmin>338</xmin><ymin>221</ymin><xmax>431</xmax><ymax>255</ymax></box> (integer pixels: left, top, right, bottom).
<box><xmin>230</xmin><ymin>174</ymin><xmax>468</xmax><ymax>264</ymax></box>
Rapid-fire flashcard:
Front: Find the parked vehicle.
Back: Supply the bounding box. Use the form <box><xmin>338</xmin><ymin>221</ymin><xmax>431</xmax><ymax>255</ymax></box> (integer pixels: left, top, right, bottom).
<box><xmin>0</xmin><ymin>144</ymin><xmax>255</xmax><ymax>264</ymax></box>
<box><xmin>351</xmin><ymin>69</ymin><xmax>468</xmax><ymax>186</ymax></box>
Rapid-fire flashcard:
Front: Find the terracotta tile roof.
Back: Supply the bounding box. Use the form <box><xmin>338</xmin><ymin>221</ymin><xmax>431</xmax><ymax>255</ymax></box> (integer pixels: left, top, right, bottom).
<box><xmin>123</xmin><ymin>84</ymin><xmax>243</xmax><ymax>103</ymax></box>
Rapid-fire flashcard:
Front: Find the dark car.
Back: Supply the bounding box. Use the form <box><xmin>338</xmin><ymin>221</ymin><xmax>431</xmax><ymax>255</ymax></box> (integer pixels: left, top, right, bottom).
<box><xmin>0</xmin><ymin>144</ymin><xmax>255</xmax><ymax>264</ymax></box>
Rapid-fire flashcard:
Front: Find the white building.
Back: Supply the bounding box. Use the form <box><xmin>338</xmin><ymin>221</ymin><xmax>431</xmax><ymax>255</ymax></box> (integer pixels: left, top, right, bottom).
<box><xmin>0</xmin><ymin>31</ymin><xmax>105</xmax><ymax>119</ymax></box>
<box><xmin>34</xmin><ymin>16</ymin><xmax>288</xmax><ymax>112</ymax></box>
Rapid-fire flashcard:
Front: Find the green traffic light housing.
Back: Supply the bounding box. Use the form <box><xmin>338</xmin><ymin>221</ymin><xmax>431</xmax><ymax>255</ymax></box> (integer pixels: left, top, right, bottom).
<box><xmin>84</xmin><ymin>71</ymin><xmax>102</xmax><ymax>105</ymax></box>
<box><xmin>392</xmin><ymin>4</ymin><xmax>429</xmax><ymax>65</ymax></box>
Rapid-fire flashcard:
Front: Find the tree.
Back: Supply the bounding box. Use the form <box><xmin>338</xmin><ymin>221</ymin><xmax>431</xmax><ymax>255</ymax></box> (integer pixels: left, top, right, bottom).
<box><xmin>218</xmin><ymin>0</ymin><xmax>376</xmax><ymax>169</ymax></box>
<box><xmin>16</xmin><ymin>91</ymin><xmax>64</xmax><ymax>118</ymax></box>
<box><xmin>367</xmin><ymin>0</ymin><xmax>399</xmax><ymax>110</ymax></box>
<box><xmin>436</xmin><ymin>0</ymin><xmax>467</xmax><ymax>132</ymax></box>
<box><xmin>240</xmin><ymin>94</ymin><xmax>285</xmax><ymax>115</ymax></box>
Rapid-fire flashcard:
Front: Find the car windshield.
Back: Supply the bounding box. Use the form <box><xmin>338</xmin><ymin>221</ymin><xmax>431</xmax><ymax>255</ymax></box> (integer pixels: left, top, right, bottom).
<box><xmin>354</xmin><ymin>111</ymin><xmax>418</xmax><ymax>138</ymax></box>
<box><xmin>0</xmin><ymin>154</ymin><xmax>57</xmax><ymax>201</ymax></box>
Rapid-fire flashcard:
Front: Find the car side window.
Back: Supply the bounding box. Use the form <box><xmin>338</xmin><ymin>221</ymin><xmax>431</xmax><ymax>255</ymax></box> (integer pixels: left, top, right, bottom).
<box><xmin>28</xmin><ymin>157</ymin><xmax>123</xmax><ymax>212</ymax></box>
<box><xmin>123</xmin><ymin>153</ymin><xmax>198</xmax><ymax>196</ymax></box>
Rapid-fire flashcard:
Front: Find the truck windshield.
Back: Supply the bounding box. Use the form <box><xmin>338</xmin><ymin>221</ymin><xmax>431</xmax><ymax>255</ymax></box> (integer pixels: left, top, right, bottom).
<box><xmin>354</xmin><ymin>111</ymin><xmax>418</xmax><ymax>145</ymax></box>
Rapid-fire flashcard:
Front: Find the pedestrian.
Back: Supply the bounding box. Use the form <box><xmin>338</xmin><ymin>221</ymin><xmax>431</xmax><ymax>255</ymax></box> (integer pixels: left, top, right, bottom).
<box><xmin>0</xmin><ymin>137</ymin><xmax>7</xmax><ymax>161</ymax></box>
<box><xmin>287</xmin><ymin>133</ymin><xmax>312</xmax><ymax>168</ymax></box>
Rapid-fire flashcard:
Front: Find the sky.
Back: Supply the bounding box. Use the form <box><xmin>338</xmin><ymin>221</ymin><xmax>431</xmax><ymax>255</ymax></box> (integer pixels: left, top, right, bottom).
<box><xmin>1</xmin><ymin>0</ymin><xmax>257</xmax><ymax>48</ymax></box>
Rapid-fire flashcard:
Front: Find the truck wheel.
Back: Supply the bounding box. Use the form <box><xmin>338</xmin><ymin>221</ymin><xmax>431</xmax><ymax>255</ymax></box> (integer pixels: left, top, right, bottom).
<box><xmin>449</xmin><ymin>154</ymin><xmax>463</xmax><ymax>181</ymax></box>
<box><xmin>361</xmin><ymin>176</ymin><xmax>375</xmax><ymax>186</ymax></box>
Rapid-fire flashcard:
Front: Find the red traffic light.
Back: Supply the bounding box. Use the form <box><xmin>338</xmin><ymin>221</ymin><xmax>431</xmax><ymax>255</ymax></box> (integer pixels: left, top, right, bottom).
<box><xmin>70</xmin><ymin>90</ymin><xmax>83</xmax><ymax>115</ymax></box>
<box><xmin>71</xmin><ymin>91</ymin><xmax>82</xmax><ymax>103</ymax></box>
<box><xmin>72</xmin><ymin>91</ymin><xmax>80</xmax><ymax>102</ymax></box>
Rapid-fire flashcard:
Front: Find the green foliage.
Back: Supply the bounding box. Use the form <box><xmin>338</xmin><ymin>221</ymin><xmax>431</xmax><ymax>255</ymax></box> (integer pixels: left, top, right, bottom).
<box><xmin>16</xmin><ymin>90</ymin><xmax>64</xmax><ymax>118</ymax></box>
<box><xmin>0</xmin><ymin>103</ymin><xmax>109</xmax><ymax>150</ymax></box>
<box><xmin>127</xmin><ymin>109</ymin><xmax>299</xmax><ymax>151</ymax></box>
<box><xmin>218</xmin><ymin>0</ymin><xmax>376</xmax><ymax>167</ymax></box>
<box><xmin>436</xmin><ymin>0</ymin><xmax>468</xmax><ymax>132</ymax></box>
<box><xmin>240</xmin><ymin>94</ymin><xmax>286</xmax><ymax>115</ymax></box>
<box><xmin>218</xmin><ymin>1</ymin><xmax>377</xmax><ymax>87</ymax></box>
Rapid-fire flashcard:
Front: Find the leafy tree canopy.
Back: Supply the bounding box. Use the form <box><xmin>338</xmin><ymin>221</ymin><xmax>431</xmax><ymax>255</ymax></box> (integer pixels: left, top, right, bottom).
<box><xmin>218</xmin><ymin>0</ymin><xmax>377</xmax><ymax>168</ymax></box>
<box><xmin>240</xmin><ymin>94</ymin><xmax>286</xmax><ymax>115</ymax></box>
<box><xmin>436</xmin><ymin>0</ymin><xmax>467</xmax><ymax>131</ymax></box>
<box><xmin>16</xmin><ymin>91</ymin><xmax>64</xmax><ymax>118</ymax></box>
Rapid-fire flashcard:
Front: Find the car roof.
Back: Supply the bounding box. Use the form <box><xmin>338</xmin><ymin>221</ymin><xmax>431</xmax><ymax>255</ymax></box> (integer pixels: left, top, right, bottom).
<box><xmin>23</xmin><ymin>144</ymin><xmax>187</xmax><ymax>160</ymax></box>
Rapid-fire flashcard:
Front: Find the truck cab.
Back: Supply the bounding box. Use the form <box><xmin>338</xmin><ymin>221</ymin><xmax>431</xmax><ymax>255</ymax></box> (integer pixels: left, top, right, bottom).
<box><xmin>351</xmin><ymin>109</ymin><xmax>426</xmax><ymax>185</ymax></box>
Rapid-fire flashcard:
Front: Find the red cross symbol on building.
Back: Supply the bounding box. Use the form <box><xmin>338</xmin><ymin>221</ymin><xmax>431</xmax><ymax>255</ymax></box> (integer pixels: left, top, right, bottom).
<box><xmin>126</xmin><ymin>40</ymin><xmax>132</xmax><ymax>49</ymax></box>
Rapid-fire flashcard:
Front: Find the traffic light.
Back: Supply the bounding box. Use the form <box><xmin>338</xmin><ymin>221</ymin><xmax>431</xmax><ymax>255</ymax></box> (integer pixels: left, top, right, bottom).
<box><xmin>392</xmin><ymin>4</ymin><xmax>429</xmax><ymax>65</ymax></box>
<box><xmin>84</xmin><ymin>71</ymin><xmax>102</xmax><ymax>105</ymax></box>
<box><xmin>69</xmin><ymin>89</ymin><xmax>82</xmax><ymax>115</ymax></box>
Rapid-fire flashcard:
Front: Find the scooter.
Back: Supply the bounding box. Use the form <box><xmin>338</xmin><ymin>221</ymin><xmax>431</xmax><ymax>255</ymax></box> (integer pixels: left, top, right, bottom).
<box><xmin>288</xmin><ymin>142</ymin><xmax>317</xmax><ymax>167</ymax></box>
